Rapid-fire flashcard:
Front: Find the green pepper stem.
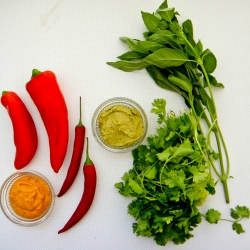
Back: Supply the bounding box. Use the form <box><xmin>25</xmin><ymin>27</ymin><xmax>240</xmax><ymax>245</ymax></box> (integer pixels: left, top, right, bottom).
<box><xmin>77</xmin><ymin>96</ymin><xmax>83</xmax><ymax>127</ymax></box>
<box><xmin>84</xmin><ymin>137</ymin><xmax>93</xmax><ymax>166</ymax></box>
<box><xmin>2</xmin><ymin>91</ymin><xmax>8</xmax><ymax>95</ymax></box>
<box><xmin>31</xmin><ymin>69</ymin><xmax>41</xmax><ymax>79</ymax></box>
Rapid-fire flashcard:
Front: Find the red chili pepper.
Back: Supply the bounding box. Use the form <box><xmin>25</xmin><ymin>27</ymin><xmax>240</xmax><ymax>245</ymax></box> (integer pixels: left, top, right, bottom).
<box><xmin>26</xmin><ymin>69</ymin><xmax>68</xmax><ymax>173</ymax></box>
<box><xmin>57</xmin><ymin>97</ymin><xmax>86</xmax><ymax>197</ymax></box>
<box><xmin>1</xmin><ymin>91</ymin><xmax>38</xmax><ymax>170</ymax></box>
<box><xmin>58</xmin><ymin>137</ymin><xmax>97</xmax><ymax>234</ymax></box>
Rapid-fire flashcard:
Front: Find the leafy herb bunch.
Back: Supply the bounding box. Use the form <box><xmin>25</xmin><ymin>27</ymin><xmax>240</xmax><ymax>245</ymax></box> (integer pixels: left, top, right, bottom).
<box><xmin>115</xmin><ymin>99</ymin><xmax>214</xmax><ymax>245</ymax></box>
<box><xmin>108</xmin><ymin>0</ymin><xmax>230</xmax><ymax>203</ymax></box>
<box><xmin>115</xmin><ymin>99</ymin><xmax>249</xmax><ymax>246</ymax></box>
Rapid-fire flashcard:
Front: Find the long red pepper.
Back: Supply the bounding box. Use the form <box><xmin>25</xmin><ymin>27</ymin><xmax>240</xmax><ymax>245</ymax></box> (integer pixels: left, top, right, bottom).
<box><xmin>57</xmin><ymin>97</ymin><xmax>86</xmax><ymax>197</ymax></box>
<box><xmin>1</xmin><ymin>91</ymin><xmax>38</xmax><ymax>169</ymax></box>
<box><xmin>58</xmin><ymin>137</ymin><xmax>97</xmax><ymax>234</ymax></box>
<box><xmin>26</xmin><ymin>69</ymin><xmax>68</xmax><ymax>173</ymax></box>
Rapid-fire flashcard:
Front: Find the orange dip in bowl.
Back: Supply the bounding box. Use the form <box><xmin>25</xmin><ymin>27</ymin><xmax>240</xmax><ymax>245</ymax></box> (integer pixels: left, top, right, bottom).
<box><xmin>9</xmin><ymin>175</ymin><xmax>52</xmax><ymax>219</ymax></box>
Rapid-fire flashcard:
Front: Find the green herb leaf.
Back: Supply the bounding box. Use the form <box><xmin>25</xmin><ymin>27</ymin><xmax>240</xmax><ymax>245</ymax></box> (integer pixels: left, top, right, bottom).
<box><xmin>128</xmin><ymin>179</ymin><xmax>143</xmax><ymax>194</ymax></box>
<box><xmin>141</xmin><ymin>11</ymin><xmax>160</xmax><ymax>32</ymax></box>
<box><xmin>144</xmin><ymin>48</ymin><xmax>189</xmax><ymax>68</ymax></box>
<box><xmin>158</xmin><ymin>8</ymin><xmax>176</xmax><ymax>22</ymax></box>
<box><xmin>182</xmin><ymin>19</ymin><xmax>196</xmax><ymax>47</ymax></box>
<box><xmin>106</xmin><ymin>60</ymin><xmax>148</xmax><ymax>72</ymax></box>
<box><xmin>201</xmin><ymin>49</ymin><xmax>217</xmax><ymax>74</ymax></box>
<box><xmin>168</xmin><ymin>73</ymin><xmax>192</xmax><ymax>95</ymax></box>
<box><xmin>205</xmin><ymin>209</ymin><xmax>221</xmax><ymax>224</ymax></box>
<box><xmin>117</xmin><ymin>51</ymin><xmax>146</xmax><ymax>61</ymax></box>
<box><xmin>232</xmin><ymin>222</ymin><xmax>245</xmax><ymax>234</ymax></box>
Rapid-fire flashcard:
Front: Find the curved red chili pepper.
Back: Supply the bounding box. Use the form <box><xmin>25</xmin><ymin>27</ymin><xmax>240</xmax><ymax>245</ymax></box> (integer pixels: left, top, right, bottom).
<box><xmin>57</xmin><ymin>97</ymin><xmax>86</xmax><ymax>197</ymax></box>
<box><xmin>58</xmin><ymin>137</ymin><xmax>97</xmax><ymax>234</ymax></box>
<box><xmin>1</xmin><ymin>91</ymin><xmax>38</xmax><ymax>169</ymax></box>
<box><xmin>26</xmin><ymin>69</ymin><xmax>68</xmax><ymax>173</ymax></box>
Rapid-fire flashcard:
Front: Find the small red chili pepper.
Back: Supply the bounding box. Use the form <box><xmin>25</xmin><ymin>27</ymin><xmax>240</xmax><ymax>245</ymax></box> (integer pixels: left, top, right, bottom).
<box><xmin>58</xmin><ymin>137</ymin><xmax>97</xmax><ymax>234</ymax></box>
<box><xmin>1</xmin><ymin>91</ymin><xmax>38</xmax><ymax>169</ymax></box>
<box><xmin>57</xmin><ymin>97</ymin><xmax>86</xmax><ymax>197</ymax></box>
<box><xmin>26</xmin><ymin>69</ymin><xmax>69</xmax><ymax>173</ymax></box>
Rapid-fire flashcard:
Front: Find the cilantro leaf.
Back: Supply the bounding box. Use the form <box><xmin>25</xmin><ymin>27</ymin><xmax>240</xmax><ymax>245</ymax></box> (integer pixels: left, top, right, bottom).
<box><xmin>188</xmin><ymin>166</ymin><xmax>208</xmax><ymax>183</ymax></box>
<box><xmin>235</xmin><ymin>205</ymin><xmax>250</xmax><ymax>218</ymax></box>
<box><xmin>165</xmin><ymin>169</ymin><xmax>186</xmax><ymax>190</ymax></box>
<box><xmin>232</xmin><ymin>222</ymin><xmax>245</xmax><ymax>234</ymax></box>
<box><xmin>151</xmin><ymin>98</ymin><xmax>166</xmax><ymax>116</ymax></box>
<box><xmin>172</xmin><ymin>139</ymin><xmax>194</xmax><ymax>158</ymax></box>
<box><xmin>205</xmin><ymin>209</ymin><xmax>221</xmax><ymax>224</ymax></box>
<box><xmin>128</xmin><ymin>179</ymin><xmax>143</xmax><ymax>194</ymax></box>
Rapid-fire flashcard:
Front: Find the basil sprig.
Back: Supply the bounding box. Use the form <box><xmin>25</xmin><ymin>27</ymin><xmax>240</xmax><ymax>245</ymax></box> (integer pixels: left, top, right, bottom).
<box><xmin>107</xmin><ymin>0</ymin><xmax>230</xmax><ymax>203</ymax></box>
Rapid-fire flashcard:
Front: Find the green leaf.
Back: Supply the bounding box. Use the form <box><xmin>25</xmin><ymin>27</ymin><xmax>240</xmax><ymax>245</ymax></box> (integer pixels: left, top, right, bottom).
<box><xmin>151</xmin><ymin>98</ymin><xmax>166</xmax><ymax>116</ymax></box>
<box><xmin>194</xmin><ymin>40</ymin><xmax>203</xmax><ymax>57</ymax></box>
<box><xmin>204</xmin><ymin>74</ymin><xmax>224</xmax><ymax>88</ymax></box>
<box><xmin>128</xmin><ymin>179</ymin><xmax>143</xmax><ymax>194</ymax></box>
<box><xmin>165</xmin><ymin>216</ymin><xmax>174</xmax><ymax>224</ymax></box>
<box><xmin>106</xmin><ymin>60</ymin><xmax>148</xmax><ymax>72</ymax></box>
<box><xmin>165</xmin><ymin>169</ymin><xmax>186</xmax><ymax>190</ymax></box>
<box><xmin>137</xmin><ymin>41</ymin><xmax>165</xmax><ymax>53</ymax></box>
<box><xmin>146</xmin><ymin>66</ymin><xmax>189</xmax><ymax>100</ymax></box>
<box><xmin>188</xmin><ymin>166</ymin><xmax>208</xmax><ymax>183</ymax></box>
<box><xmin>168</xmin><ymin>72</ymin><xmax>193</xmax><ymax>95</ymax></box>
<box><xmin>145</xmin><ymin>166</ymin><xmax>158</xmax><ymax>179</ymax></box>
<box><xmin>137</xmin><ymin>219</ymin><xmax>150</xmax><ymax>231</ymax></box>
<box><xmin>122</xmin><ymin>172</ymin><xmax>130</xmax><ymax>181</ymax></box>
<box><xmin>232</xmin><ymin>222</ymin><xmax>245</xmax><ymax>234</ymax></box>
<box><xmin>157</xmin><ymin>146</ymin><xmax>173</xmax><ymax>161</ymax></box>
<box><xmin>201</xmin><ymin>49</ymin><xmax>217</xmax><ymax>74</ymax></box>
<box><xmin>235</xmin><ymin>205</ymin><xmax>250</xmax><ymax>218</ymax></box>
<box><xmin>158</xmin><ymin>8</ymin><xmax>175</xmax><ymax>22</ymax></box>
<box><xmin>172</xmin><ymin>139</ymin><xmax>194</xmax><ymax>158</ymax></box>
<box><xmin>107</xmin><ymin>47</ymin><xmax>189</xmax><ymax>72</ymax></box>
<box><xmin>146</xmin><ymin>30</ymin><xmax>178</xmax><ymax>46</ymax></box>
<box><xmin>176</xmin><ymin>217</ymin><xmax>189</xmax><ymax>228</ymax></box>
<box><xmin>230</xmin><ymin>208</ymin><xmax>240</xmax><ymax>220</ymax></box>
<box><xmin>114</xmin><ymin>182</ymin><xmax>123</xmax><ymax>189</ymax></box>
<box><xmin>122</xmin><ymin>38</ymin><xmax>165</xmax><ymax>54</ymax></box>
<box><xmin>205</xmin><ymin>209</ymin><xmax>221</xmax><ymax>224</ymax></box>
<box><xmin>141</xmin><ymin>11</ymin><xmax>160</xmax><ymax>32</ymax></box>
<box><xmin>157</xmin><ymin>1</ymin><xmax>168</xmax><ymax>11</ymax></box>
<box><xmin>117</xmin><ymin>51</ymin><xmax>146</xmax><ymax>61</ymax></box>
<box><xmin>182</xmin><ymin>19</ymin><xmax>196</xmax><ymax>47</ymax></box>
<box><xmin>144</xmin><ymin>48</ymin><xmax>189</xmax><ymax>68</ymax></box>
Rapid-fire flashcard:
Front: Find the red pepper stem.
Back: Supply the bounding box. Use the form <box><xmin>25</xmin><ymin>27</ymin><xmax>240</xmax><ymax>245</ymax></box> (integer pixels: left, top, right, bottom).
<box><xmin>77</xmin><ymin>96</ymin><xmax>83</xmax><ymax>127</ymax></box>
<box><xmin>31</xmin><ymin>69</ymin><xmax>41</xmax><ymax>79</ymax></box>
<box><xmin>2</xmin><ymin>91</ymin><xmax>8</xmax><ymax>95</ymax></box>
<box><xmin>84</xmin><ymin>137</ymin><xmax>93</xmax><ymax>166</ymax></box>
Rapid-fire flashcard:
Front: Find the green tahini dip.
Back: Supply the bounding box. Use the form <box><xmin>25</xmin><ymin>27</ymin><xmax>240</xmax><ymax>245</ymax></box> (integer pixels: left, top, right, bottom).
<box><xmin>98</xmin><ymin>105</ymin><xmax>144</xmax><ymax>147</ymax></box>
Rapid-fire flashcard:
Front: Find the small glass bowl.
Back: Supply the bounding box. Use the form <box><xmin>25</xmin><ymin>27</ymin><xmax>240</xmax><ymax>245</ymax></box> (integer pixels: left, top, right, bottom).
<box><xmin>92</xmin><ymin>97</ymin><xmax>148</xmax><ymax>153</ymax></box>
<box><xmin>0</xmin><ymin>170</ymin><xmax>55</xmax><ymax>227</ymax></box>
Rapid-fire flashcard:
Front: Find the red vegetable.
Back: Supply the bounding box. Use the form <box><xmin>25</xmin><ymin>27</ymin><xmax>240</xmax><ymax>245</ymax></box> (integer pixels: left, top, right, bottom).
<box><xmin>1</xmin><ymin>91</ymin><xmax>38</xmax><ymax>169</ymax></box>
<box><xmin>26</xmin><ymin>69</ymin><xmax>68</xmax><ymax>173</ymax></box>
<box><xmin>57</xmin><ymin>97</ymin><xmax>86</xmax><ymax>197</ymax></box>
<box><xmin>58</xmin><ymin>137</ymin><xmax>97</xmax><ymax>234</ymax></box>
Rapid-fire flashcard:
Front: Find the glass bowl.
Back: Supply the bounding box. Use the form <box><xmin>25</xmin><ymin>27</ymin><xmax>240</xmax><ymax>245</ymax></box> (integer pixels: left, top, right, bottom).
<box><xmin>92</xmin><ymin>97</ymin><xmax>148</xmax><ymax>153</ymax></box>
<box><xmin>0</xmin><ymin>170</ymin><xmax>55</xmax><ymax>226</ymax></box>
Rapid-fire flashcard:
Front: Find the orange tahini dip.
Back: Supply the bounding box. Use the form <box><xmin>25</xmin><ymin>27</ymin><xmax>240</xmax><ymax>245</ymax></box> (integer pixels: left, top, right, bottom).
<box><xmin>9</xmin><ymin>175</ymin><xmax>52</xmax><ymax>219</ymax></box>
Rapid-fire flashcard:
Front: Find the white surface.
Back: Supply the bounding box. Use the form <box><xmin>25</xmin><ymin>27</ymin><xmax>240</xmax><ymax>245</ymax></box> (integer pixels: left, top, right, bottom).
<box><xmin>0</xmin><ymin>0</ymin><xmax>250</xmax><ymax>249</ymax></box>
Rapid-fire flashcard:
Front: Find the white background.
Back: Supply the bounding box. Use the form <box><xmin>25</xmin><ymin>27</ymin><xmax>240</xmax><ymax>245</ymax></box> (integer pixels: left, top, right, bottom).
<box><xmin>0</xmin><ymin>0</ymin><xmax>250</xmax><ymax>249</ymax></box>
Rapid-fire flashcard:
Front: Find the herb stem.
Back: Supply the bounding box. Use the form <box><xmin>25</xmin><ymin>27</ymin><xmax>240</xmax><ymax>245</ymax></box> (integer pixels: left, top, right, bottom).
<box><xmin>180</xmin><ymin>32</ymin><xmax>230</xmax><ymax>203</ymax></box>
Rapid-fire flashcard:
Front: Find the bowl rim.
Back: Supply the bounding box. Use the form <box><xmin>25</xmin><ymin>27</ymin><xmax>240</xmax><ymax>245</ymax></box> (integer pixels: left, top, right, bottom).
<box><xmin>0</xmin><ymin>170</ymin><xmax>55</xmax><ymax>227</ymax></box>
<box><xmin>92</xmin><ymin>97</ymin><xmax>148</xmax><ymax>153</ymax></box>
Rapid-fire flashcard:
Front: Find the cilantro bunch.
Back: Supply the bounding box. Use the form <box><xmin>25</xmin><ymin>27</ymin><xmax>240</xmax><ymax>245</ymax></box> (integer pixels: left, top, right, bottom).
<box><xmin>115</xmin><ymin>99</ymin><xmax>214</xmax><ymax>245</ymax></box>
<box><xmin>108</xmin><ymin>0</ymin><xmax>230</xmax><ymax>203</ymax></box>
<box><xmin>115</xmin><ymin>99</ymin><xmax>249</xmax><ymax>246</ymax></box>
